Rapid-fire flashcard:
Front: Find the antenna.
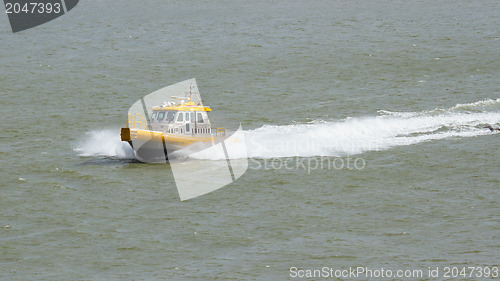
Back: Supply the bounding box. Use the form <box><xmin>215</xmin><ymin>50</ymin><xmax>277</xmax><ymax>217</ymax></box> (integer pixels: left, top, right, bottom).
<box><xmin>170</xmin><ymin>83</ymin><xmax>204</xmax><ymax>105</ymax></box>
<box><xmin>185</xmin><ymin>83</ymin><xmax>203</xmax><ymax>105</ymax></box>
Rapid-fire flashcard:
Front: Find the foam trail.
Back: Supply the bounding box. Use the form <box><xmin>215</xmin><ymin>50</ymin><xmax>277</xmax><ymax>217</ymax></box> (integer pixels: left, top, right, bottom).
<box><xmin>196</xmin><ymin>99</ymin><xmax>500</xmax><ymax>160</ymax></box>
<box><xmin>76</xmin><ymin>99</ymin><xmax>500</xmax><ymax>161</ymax></box>
<box><xmin>74</xmin><ymin>129</ymin><xmax>135</xmax><ymax>159</ymax></box>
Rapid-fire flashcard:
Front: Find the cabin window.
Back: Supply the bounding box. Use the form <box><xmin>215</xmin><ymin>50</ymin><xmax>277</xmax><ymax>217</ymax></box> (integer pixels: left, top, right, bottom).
<box><xmin>157</xmin><ymin>111</ymin><xmax>165</xmax><ymax>122</ymax></box>
<box><xmin>151</xmin><ymin>111</ymin><xmax>158</xmax><ymax>122</ymax></box>
<box><xmin>166</xmin><ymin>111</ymin><xmax>175</xmax><ymax>123</ymax></box>
<box><xmin>176</xmin><ymin>112</ymin><xmax>184</xmax><ymax>122</ymax></box>
<box><xmin>197</xmin><ymin>112</ymin><xmax>204</xmax><ymax>123</ymax></box>
<box><xmin>190</xmin><ymin>113</ymin><xmax>195</xmax><ymax>123</ymax></box>
<box><xmin>185</xmin><ymin>112</ymin><xmax>190</xmax><ymax>122</ymax></box>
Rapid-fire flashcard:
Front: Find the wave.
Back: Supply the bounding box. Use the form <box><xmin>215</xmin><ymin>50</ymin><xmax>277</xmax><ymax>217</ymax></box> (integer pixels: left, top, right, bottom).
<box><xmin>378</xmin><ymin>98</ymin><xmax>500</xmax><ymax>117</ymax></box>
<box><xmin>75</xmin><ymin>99</ymin><xmax>500</xmax><ymax>160</ymax></box>
<box><xmin>240</xmin><ymin>111</ymin><xmax>499</xmax><ymax>159</ymax></box>
<box><xmin>227</xmin><ymin>98</ymin><xmax>500</xmax><ymax>159</ymax></box>
<box><xmin>74</xmin><ymin>129</ymin><xmax>135</xmax><ymax>159</ymax></box>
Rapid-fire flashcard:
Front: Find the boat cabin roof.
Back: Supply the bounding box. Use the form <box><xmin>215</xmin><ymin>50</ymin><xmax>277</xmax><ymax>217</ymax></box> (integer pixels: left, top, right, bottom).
<box><xmin>152</xmin><ymin>101</ymin><xmax>212</xmax><ymax>112</ymax></box>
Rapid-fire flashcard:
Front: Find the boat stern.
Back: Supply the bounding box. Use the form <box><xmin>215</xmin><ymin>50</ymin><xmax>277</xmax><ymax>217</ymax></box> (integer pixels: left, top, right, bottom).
<box><xmin>121</xmin><ymin>127</ymin><xmax>131</xmax><ymax>142</ymax></box>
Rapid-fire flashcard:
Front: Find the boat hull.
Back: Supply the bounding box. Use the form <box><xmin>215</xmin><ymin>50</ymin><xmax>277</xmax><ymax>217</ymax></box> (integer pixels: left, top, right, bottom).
<box><xmin>121</xmin><ymin>128</ymin><xmax>220</xmax><ymax>162</ymax></box>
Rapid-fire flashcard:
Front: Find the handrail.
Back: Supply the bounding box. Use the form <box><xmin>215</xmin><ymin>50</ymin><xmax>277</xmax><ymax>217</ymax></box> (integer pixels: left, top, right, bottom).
<box><xmin>127</xmin><ymin>113</ymin><xmax>148</xmax><ymax>130</ymax></box>
<box><xmin>215</xmin><ymin>127</ymin><xmax>226</xmax><ymax>136</ymax></box>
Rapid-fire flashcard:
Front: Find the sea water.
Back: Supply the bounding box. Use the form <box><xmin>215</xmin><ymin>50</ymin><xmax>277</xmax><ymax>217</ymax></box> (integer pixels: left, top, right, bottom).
<box><xmin>1</xmin><ymin>0</ymin><xmax>499</xmax><ymax>280</ymax></box>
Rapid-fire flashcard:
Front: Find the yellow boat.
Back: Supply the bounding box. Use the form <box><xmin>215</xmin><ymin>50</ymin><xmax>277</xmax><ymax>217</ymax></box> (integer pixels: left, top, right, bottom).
<box><xmin>120</xmin><ymin>79</ymin><xmax>227</xmax><ymax>162</ymax></box>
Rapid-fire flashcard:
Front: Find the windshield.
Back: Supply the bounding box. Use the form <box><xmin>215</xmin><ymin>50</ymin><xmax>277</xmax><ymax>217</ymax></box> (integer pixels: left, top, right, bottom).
<box><xmin>152</xmin><ymin>111</ymin><xmax>176</xmax><ymax>123</ymax></box>
<box><xmin>166</xmin><ymin>111</ymin><xmax>176</xmax><ymax>123</ymax></box>
<box><xmin>157</xmin><ymin>111</ymin><xmax>165</xmax><ymax>122</ymax></box>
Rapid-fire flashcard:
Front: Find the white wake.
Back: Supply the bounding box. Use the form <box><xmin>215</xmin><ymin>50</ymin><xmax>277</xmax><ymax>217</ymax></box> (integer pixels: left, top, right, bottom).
<box><xmin>75</xmin><ymin>99</ymin><xmax>500</xmax><ymax>160</ymax></box>
<box><xmin>74</xmin><ymin>129</ymin><xmax>135</xmax><ymax>159</ymax></box>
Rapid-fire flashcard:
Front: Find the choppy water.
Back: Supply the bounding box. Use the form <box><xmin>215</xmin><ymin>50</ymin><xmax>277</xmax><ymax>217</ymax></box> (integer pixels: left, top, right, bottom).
<box><xmin>1</xmin><ymin>0</ymin><xmax>499</xmax><ymax>280</ymax></box>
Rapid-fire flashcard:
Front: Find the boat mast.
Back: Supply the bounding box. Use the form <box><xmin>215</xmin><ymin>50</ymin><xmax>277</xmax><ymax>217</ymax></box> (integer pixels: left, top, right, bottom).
<box><xmin>170</xmin><ymin>84</ymin><xmax>202</xmax><ymax>105</ymax></box>
<box><xmin>187</xmin><ymin>83</ymin><xmax>202</xmax><ymax>105</ymax></box>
